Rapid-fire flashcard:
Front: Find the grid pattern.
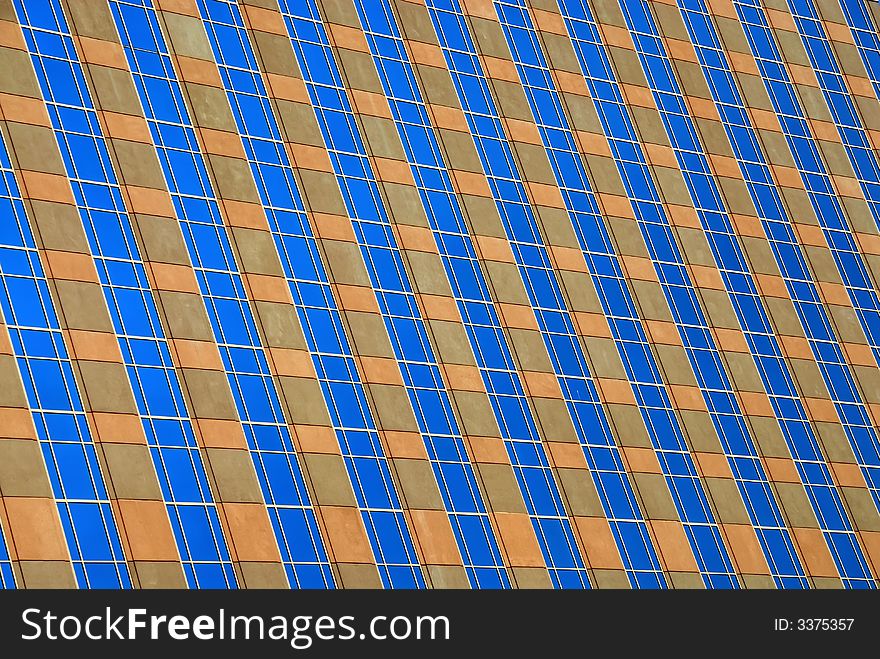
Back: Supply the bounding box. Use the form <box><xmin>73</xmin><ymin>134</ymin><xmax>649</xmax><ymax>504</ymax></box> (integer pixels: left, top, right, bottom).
<box><xmin>734</xmin><ymin>0</ymin><xmax>880</xmax><ymax>518</ymax></box>
<box><xmin>0</xmin><ymin>129</ymin><xmax>127</xmax><ymax>588</ymax></box>
<box><xmin>109</xmin><ymin>0</ymin><xmax>333</xmax><ymax>589</ymax></box>
<box><xmin>353</xmin><ymin>0</ymin><xmax>645</xmax><ymax>586</ymax></box>
<box><xmin>556</xmin><ymin>0</ymin><xmax>740</xmax><ymax>587</ymax></box>
<box><xmin>419</xmin><ymin>0</ymin><xmax>666</xmax><ymax>587</ymax></box>
<box><xmin>0</xmin><ymin>0</ymin><xmax>878</xmax><ymax>588</ymax></box>
<box><xmin>14</xmin><ymin>0</ymin><xmax>235</xmax><ymax>588</ymax></box>
<box><xmin>679</xmin><ymin>0</ymin><xmax>876</xmax><ymax>588</ymax></box>
<box><xmin>496</xmin><ymin>0</ymin><xmax>809</xmax><ymax>587</ymax></box>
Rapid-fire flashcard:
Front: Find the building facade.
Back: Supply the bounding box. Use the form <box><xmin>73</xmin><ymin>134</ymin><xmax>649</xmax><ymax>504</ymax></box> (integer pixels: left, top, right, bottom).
<box><xmin>0</xmin><ymin>0</ymin><xmax>879</xmax><ymax>589</ymax></box>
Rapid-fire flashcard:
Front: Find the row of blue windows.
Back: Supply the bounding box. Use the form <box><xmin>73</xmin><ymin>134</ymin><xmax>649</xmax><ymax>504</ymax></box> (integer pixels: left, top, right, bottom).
<box><xmin>188</xmin><ymin>2</ymin><xmax>420</xmax><ymax>587</ymax></box>
<box><xmin>109</xmin><ymin>0</ymin><xmax>333</xmax><ymax>589</ymax></box>
<box><xmin>354</xmin><ymin>0</ymin><xmax>662</xmax><ymax>586</ymax></box>
<box><xmin>280</xmin><ymin>0</ymin><xmax>516</xmax><ymax>588</ymax></box>
<box><xmin>0</xmin><ymin>129</ymin><xmax>126</xmax><ymax>588</ymax></box>
<box><xmin>6</xmin><ymin>0</ymin><xmax>878</xmax><ymax>590</ymax></box>
<box><xmin>680</xmin><ymin>0</ymin><xmax>870</xmax><ymax>587</ymax></box>
<box><xmin>734</xmin><ymin>0</ymin><xmax>880</xmax><ymax>520</ymax></box>
<box><xmin>556</xmin><ymin>0</ymin><xmax>741</xmax><ymax>587</ymax></box>
<box><xmin>195</xmin><ymin>0</ymin><xmax>428</xmax><ymax>589</ymax></box>
<box><xmin>430</xmin><ymin>0</ymin><xmax>658</xmax><ymax>588</ymax></box>
<box><xmin>617</xmin><ymin>0</ymin><xmax>866</xmax><ymax>586</ymax></box>
<box><xmin>679</xmin><ymin>0</ymin><xmax>876</xmax><ymax>586</ymax></box>
<box><xmin>609</xmin><ymin>0</ymin><xmax>812</xmax><ymax>585</ymax></box>
<box><xmin>786</xmin><ymin>0</ymin><xmax>880</xmax><ymax>370</ymax></box>
<box><xmin>497</xmin><ymin>0</ymin><xmax>807</xmax><ymax>586</ymax></box>
<box><xmin>14</xmin><ymin>0</ymin><xmax>235</xmax><ymax>588</ymax></box>
<box><xmin>838</xmin><ymin>0</ymin><xmax>880</xmax><ymax>102</ymax></box>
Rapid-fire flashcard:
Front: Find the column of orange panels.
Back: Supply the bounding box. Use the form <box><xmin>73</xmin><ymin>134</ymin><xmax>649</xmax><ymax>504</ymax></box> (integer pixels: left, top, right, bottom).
<box><xmin>461</xmin><ymin>0</ymin><xmax>733</xmax><ymax>588</ymax></box>
<box><xmin>0</xmin><ymin>3</ymin><xmax>186</xmax><ymax>587</ymax></box>
<box><xmin>196</xmin><ymin>0</ymin><xmax>485</xmax><ymax>587</ymax></box>
<box><xmin>397</xmin><ymin>0</ymin><xmax>646</xmax><ymax>587</ymax></box>
<box><xmin>155</xmin><ymin>0</ymin><xmax>435</xmax><ymax>588</ymax></box>
<box><xmin>239</xmin><ymin>0</ymin><xmax>558</xmax><ymax>588</ymax></box>
<box><xmin>668</xmin><ymin>0</ymin><xmax>878</xmax><ymax>585</ymax></box>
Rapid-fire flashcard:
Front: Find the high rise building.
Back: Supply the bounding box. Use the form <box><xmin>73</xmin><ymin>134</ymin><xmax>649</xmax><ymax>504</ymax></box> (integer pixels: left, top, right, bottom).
<box><xmin>0</xmin><ymin>0</ymin><xmax>879</xmax><ymax>589</ymax></box>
